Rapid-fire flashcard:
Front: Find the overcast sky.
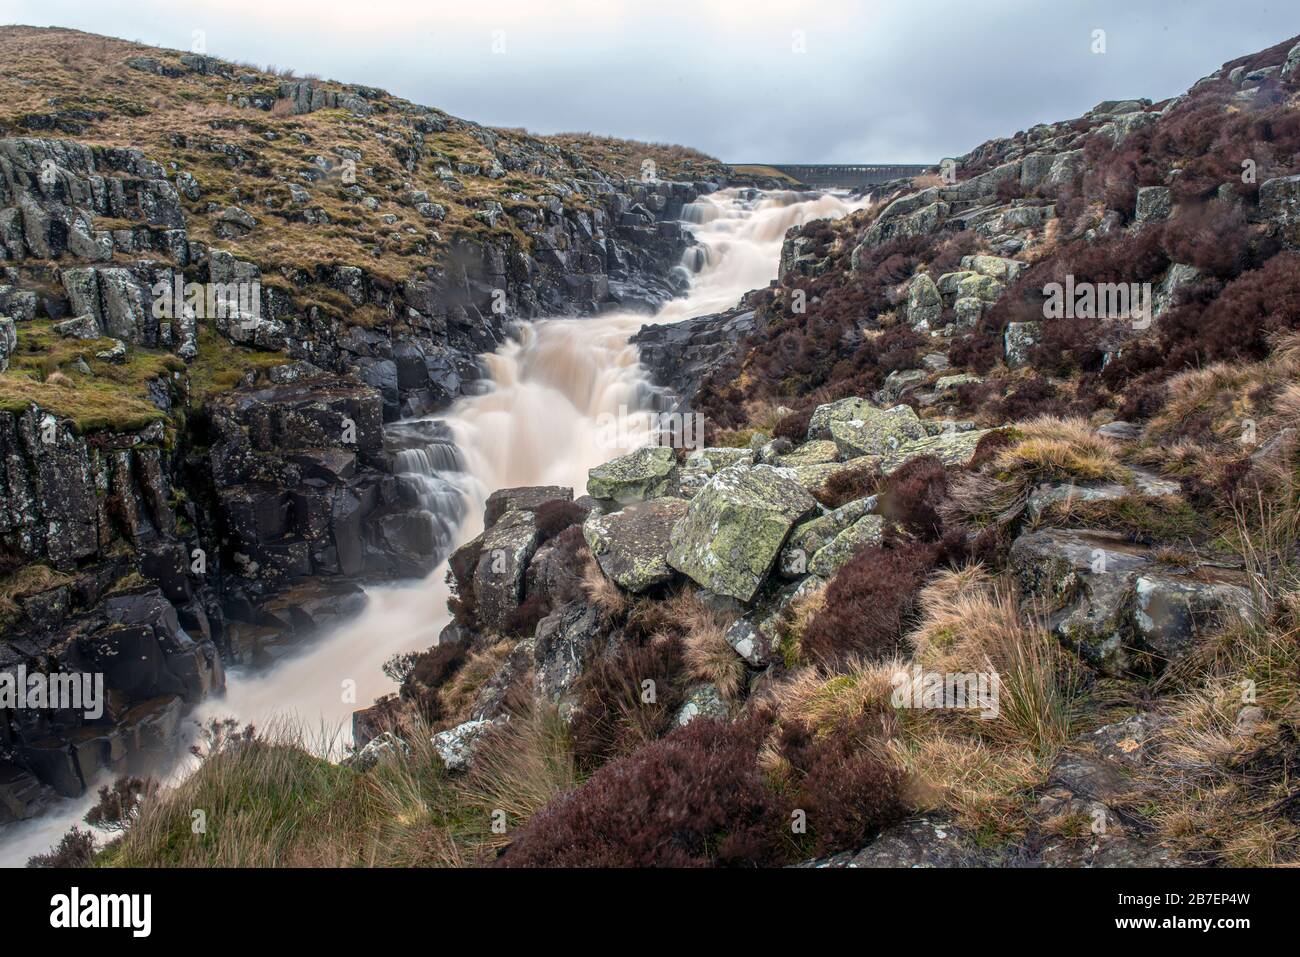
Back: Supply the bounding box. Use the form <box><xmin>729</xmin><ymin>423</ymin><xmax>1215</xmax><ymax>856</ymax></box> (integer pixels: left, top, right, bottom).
<box><xmin>1</xmin><ymin>1</ymin><xmax>1291</xmax><ymax>162</ymax></box>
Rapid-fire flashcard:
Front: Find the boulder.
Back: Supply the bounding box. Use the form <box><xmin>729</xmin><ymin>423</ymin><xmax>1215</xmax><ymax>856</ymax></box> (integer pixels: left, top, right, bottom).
<box><xmin>828</xmin><ymin>404</ymin><xmax>927</xmax><ymax>458</ymax></box>
<box><xmin>667</xmin><ymin>464</ymin><xmax>818</xmax><ymax>601</ymax></box>
<box><xmin>1010</xmin><ymin>528</ymin><xmax>1255</xmax><ymax>675</ymax></box>
<box><xmin>961</xmin><ymin>254</ymin><xmax>1026</xmax><ymax>282</ymax></box>
<box><xmin>808</xmin><ymin>514</ymin><xmax>885</xmax><ymax>578</ymax></box>
<box><xmin>472</xmin><ymin>508</ymin><xmax>541</xmax><ymax>631</ymax></box>
<box><xmin>1260</xmin><ymin>175</ymin><xmax>1300</xmax><ymax>247</ymax></box>
<box><xmin>905</xmin><ymin>273</ymin><xmax>942</xmax><ymax>331</ymax></box>
<box><xmin>674</xmin><ymin>683</ymin><xmax>728</xmax><ymax>726</ymax></box>
<box><xmin>807</xmin><ymin>396</ymin><xmax>866</xmax><ymax>440</ymax></box>
<box><xmin>582</xmin><ymin>497</ymin><xmax>688</xmax><ymax>592</ymax></box>
<box><xmin>684</xmin><ymin>446</ymin><xmax>755</xmax><ymax>473</ymax></box>
<box><xmin>879</xmin><ymin>369</ymin><xmax>927</xmax><ymax>402</ymax></box>
<box><xmin>775</xmin><ymin>440</ymin><xmax>839</xmax><ymax>468</ymax></box>
<box><xmin>802</xmin><ymin>816</ymin><xmax>1002</xmax><ymax>868</ymax></box>
<box><xmin>1134</xmin><ymin>186</ymin><xmax>1173</xmax><ymax>224</ymax></box>
<box><xmin>533</xmin><ymin>602</ymin><xmax>605</xmax><ymax>707</ymax></box>
<box><xmin>0</xmin><ymin>317</ymin><xmax>15</xmax><ymax>373</ymax></box>
<box><xmin>956</xmin><ymin>272</ymin><xmax>1003</xmax><ymax>303</ymax></box>
<box><xmin>586</xmin><ymin>445</ymin><xmax>678</xmax><ymax>504</ymax></box>
<box><xmin>953</xmin><ymin>296</ymin><xmax>986</xmax><ymax>330</ymax></box>
<box><xmin>52</xmin><ymin>314</ymin><xmax>101</xmax><ymax>339</ymax></box>
<box><xmin>484</xmin><ymin>485</ymin><xmax>572</xmax><ymax>529</ymax></box>
<box><xmin>1282</xmin><ymin>41</ymin><xmax>1300</xmax><ymax>82</ymax></box>
<box><xmin>1004</xmin><ymin>320</ymin><xmax>1040</xmax><ymax>367</ymax></box>
<box><xmin>878</xmin><ymin>428</ymin><xmax>994</xmax><ymax>474</ymax></box>
<box><xmin>780</xmin><ymin>497</ymin><xmax>875</xmax><ymax>577</ymax></box>
<box><xmin>431</xmin><ymin>717</ymin><xmax>504</xmax><ymax>773</ymax></box>
<box><xmin>1133</xmin><ymin>574</ymin><xmax>1255</xmax><ymax>662</ymax></box>
<box><xmin>348</xmin><ymin>732</ymin><xmax>411</xmax><ymax>772</ymax></box>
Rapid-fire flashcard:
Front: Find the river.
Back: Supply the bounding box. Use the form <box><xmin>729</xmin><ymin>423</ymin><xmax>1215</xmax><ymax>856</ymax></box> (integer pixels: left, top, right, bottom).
<box><xmin>0</xmin><ymin>186</ymin><xmax>868</xmax><ymax>866</ymax></box>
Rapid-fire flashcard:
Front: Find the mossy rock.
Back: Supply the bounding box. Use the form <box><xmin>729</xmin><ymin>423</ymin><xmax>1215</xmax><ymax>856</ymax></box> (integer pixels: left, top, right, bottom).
<box><xmin>829</xmin><ymin>404</ymin><xmax>927</xmax><ymax>458</ymax></box>
<box><xmin>586</xmin><ymin>445</ymin><xmax>678</xmax><ymax>505</ymax></box>
<box><xmin>582</xmin><ymin>497</ymin><xmax>688</xmax><ymax>593</ymax></box>
<box><xmin>667</xmin><ymin>464</ymin><xmax>817</xmax><ymax>602</ymax></box>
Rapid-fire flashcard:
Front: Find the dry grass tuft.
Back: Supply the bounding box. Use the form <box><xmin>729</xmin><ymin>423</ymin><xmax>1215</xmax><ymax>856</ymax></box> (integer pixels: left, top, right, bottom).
<box><xmin>996</xmin><ymin>416</ymin><xmax>1124</xmax><ymax>482</ymax></box>
<box><xmin>581</xmin><ymin>558</ymin><xmax>629</xmax><ymax>620</ymax></box>
<box><xmin>671</xmin><ymin>591</ymin><xmax>747</xmax><ymax>701</ymax></box>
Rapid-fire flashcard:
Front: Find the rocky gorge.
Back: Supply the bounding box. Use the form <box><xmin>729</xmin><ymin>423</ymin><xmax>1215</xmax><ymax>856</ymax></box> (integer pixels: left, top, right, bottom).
<box><xmin>0</xmin><ymin>25</ymin><xmax>748</xmax><ymax>845</ymax></box>
<box><xmin>6</xmin><ymin>25</ymin><xmax>1300</xmax><ymax>871</ymax></box>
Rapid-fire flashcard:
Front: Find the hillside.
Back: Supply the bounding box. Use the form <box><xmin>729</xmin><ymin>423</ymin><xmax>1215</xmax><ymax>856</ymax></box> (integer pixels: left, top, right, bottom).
<box><xmin>51</xmin><ymin>32</ymin><xmax>1300</xmax><ymax>870</ymax></box>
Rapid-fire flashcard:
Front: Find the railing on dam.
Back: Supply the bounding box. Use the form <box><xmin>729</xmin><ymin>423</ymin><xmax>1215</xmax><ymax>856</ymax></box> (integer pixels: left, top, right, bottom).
<box><xmin>742</xmin><ymin>163</ymin><xmax>933</xmax><ymax>189</ymax></box>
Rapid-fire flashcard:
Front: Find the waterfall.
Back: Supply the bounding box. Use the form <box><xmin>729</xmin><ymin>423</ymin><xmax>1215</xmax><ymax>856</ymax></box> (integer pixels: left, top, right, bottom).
<box><xmin>0</xmin><ymin>187</ymin><xmax>869</xmax><ymax>866</ymax></box>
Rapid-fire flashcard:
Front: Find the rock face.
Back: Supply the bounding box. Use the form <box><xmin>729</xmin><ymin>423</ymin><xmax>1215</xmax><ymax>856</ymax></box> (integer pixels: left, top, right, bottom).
<box><xmin>667</xmin><ymin>465</ymin><xmax>818</xmax><ymax>601</ymax></box>
<box><xmin>0</xmin><ymin>31</ymin><xmax>720</xmax><ymax>809</ymax></box>
<box><xmin>632</xmin><ymin>305</ymin><xmax>760</xmax><ymax>405</ymax></box>
<box><xmin>1010</xmin><ymin>528</ymin><xmax>1255</xmax><ymax>675</ymax></box>
<box><xmin>583</xmin><ymin>497</ymin><xmax>688</xmax><ymax>592</ymax></box>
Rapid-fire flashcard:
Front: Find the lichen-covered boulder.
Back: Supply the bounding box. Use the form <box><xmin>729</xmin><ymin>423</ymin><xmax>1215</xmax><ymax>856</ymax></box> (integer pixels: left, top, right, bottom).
<box><xmin>780</xmin><ymin>497</ymin><xmax>874</xmax><ymax>577</ymax></box>
<box><xmin>0</xmin><ymin>317</ymin><xmax>15</xmax><ymax>373</ymax></box>
<box><xmin>431</xmin><ymin>717</ymin><xmax>505</xmax><ymax>773</ymax></box>
<box><xmin>953</xmin><ymin>296</ymin><xmax>986</xmax><ymax>329</ymax></box>
<box><xmin>472</xmin><ymin>508</ymin><xmax>541</xmax><ymax>631</ymax></box>
<box><xmin>775</xmin><ymin>440</ymin><xmax>840</xmax><ymax>468</ymax></box>
<box><xmin>956</xmin><ymin>272</ymin><xmax>1004</xmax><ymax>303</ymax></box>
<box><xmin>829</xmin><ymin>404</ymin><xmax>927</xmax><ymax>458</ymax></box>
<box><xmin>905</xmin><ymin>273</ymin><xmax>942</xmax><ymax>331</ymax></box>
<box><xmin>1004</xmin><ymin>320</ymin><xmax>1040</xmax><ymax>367</ymax></box>
<box><xmin>1135</xmin><ymin>186</ymin><xmax>1173</xmax><ymax>224</ymax></box>
<box><xmin>787</xmin><ymin>454</ymin><xmax>879</xmax><ymax>492</ymax></box>
<box><xmin>667</xmin><ymin>464</ymin><xmax>818</xmax><ymax>601</ymax></box>
<box><xmin>962</xmin><ymin>254</ymin><xmax>1026</xmax><ymax>282</ymax></box>
<box><xmin>1260</xmin><ymin>174</ymin><xmax>1300</xmax><ymax>247</ymax></box>
<box><xmin>587</xmin><ymin>445</ymin><xmax>678</xmax><ymax>504</ymax></box>
<box><xmin>808</xmin><ymin>514</ymin><xmax>885</xmax><ymax>578</ymax></box>
<box><xmin>533</xmin><ymin>602</ymin><xmax>606</xmax><ymax>709</ymax></box>
<box><xmin>878</xmin><ymin>428</ymin><xmax>994</xmax><ymax>474</ymax></box>
<box><xmin>582</xmin><ymin>497</ymin><xmax>688</xmax><ymax>592</ymax></box>
<box><xmin>674</xmin><ymin>683</ymin><xmax>728</xmax><ymax>726</ymax></box>
<box><xmin>806</xmin><ymin>396</ymin><xmax>867</xmax><ymax>440</ymax></box>
<box><xmin>685</xmin><ymin>446</ymin><xmax>755</xmax><ymax>473</ymax></box>
<box><xmin>484</xmin><ymin>485</ymin><xmax>572</xmax><ymax>529</ymax></box>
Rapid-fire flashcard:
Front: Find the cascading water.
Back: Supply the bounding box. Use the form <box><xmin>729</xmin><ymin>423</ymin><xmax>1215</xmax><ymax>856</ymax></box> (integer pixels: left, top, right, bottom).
<box><xmin>0</xmin><ymin>187</ymin><xmax>869</xmax><ymax>865</ymax></box>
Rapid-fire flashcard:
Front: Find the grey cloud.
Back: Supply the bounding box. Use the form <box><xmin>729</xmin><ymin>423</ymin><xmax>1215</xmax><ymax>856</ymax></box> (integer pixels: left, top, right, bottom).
<box><xmin>7</xmin><ymin>0</ymin><xmax>1292</xmax><ymax>162</ymax></box>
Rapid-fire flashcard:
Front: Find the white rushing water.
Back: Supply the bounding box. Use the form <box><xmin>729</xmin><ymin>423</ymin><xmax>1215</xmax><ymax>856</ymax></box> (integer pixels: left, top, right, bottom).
<box><xmin>0</xmin><ymin>187</ymin><xmax>868</xmax><ymax>866</ymax></box>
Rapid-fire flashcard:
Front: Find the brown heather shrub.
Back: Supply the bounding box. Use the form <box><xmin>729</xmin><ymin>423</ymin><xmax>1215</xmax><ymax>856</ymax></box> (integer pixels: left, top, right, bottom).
<box><xmin>532</xmin><ymin>499</ymin><xmax>588</xmax><ymax>542</ymax></box>
<box><xmin>924</xmin><ymin>230</ymin><xmax>980</xmax><ymax>277</ymax></box>
<box><xmin>568</xmin><ymin>635</ymin><xmax>686</xmax><ymax>772</ymax></box>
<box><xmin>694</xmin><ymin>231</ymin><xmax>941</xmax><ymax>422</ymax></box>
<box><xmin>774</xmin><ymin>714</ymin><xmax>908</xmax><ymax>857</ymax></box>
<box><xmin>27</xmin><ymin>827</ymin><xmax>97</xmax><ymax>867</ymax></box>
<box><xmin>404</xmin><ymin>641</ymin><xmax>468</xmax><ymax>721</ymax></box>
<box><xmin>1160</xmin><ymin>252</ymin><xmax>1300</xmax><ymax>372</ymax></box>
<box><xmin>772</xmin><ymin>407</ymin><xmax>812</xmax><ymax>443</ymax></box>
<box><xmin>801</xmin><ymin>542</ymin><xmax>938</xmax><ymax>665</ymax></box>
<box><xmin>967</xmin><ymin>429</ymin><xmax>1014</xmax><ymax>470</ymax></box>
<box><xmin>811</xmin><ymin>462</ymin><xmax>881</xmax><ymax>509</ymax></box>
<box><xmin>499</xmin><ymin>714</ymin><xmax>791</xmax><ymax>867</ymax></box>
<box><xmin>876</xmin><ymin>455</ymin><xmax>948</xmax><ymax>541</ymax></box>
<box><xmin>504</xmin><ymin>591</ymin><xmax>550</xmax><ymax>638</ymax></box>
